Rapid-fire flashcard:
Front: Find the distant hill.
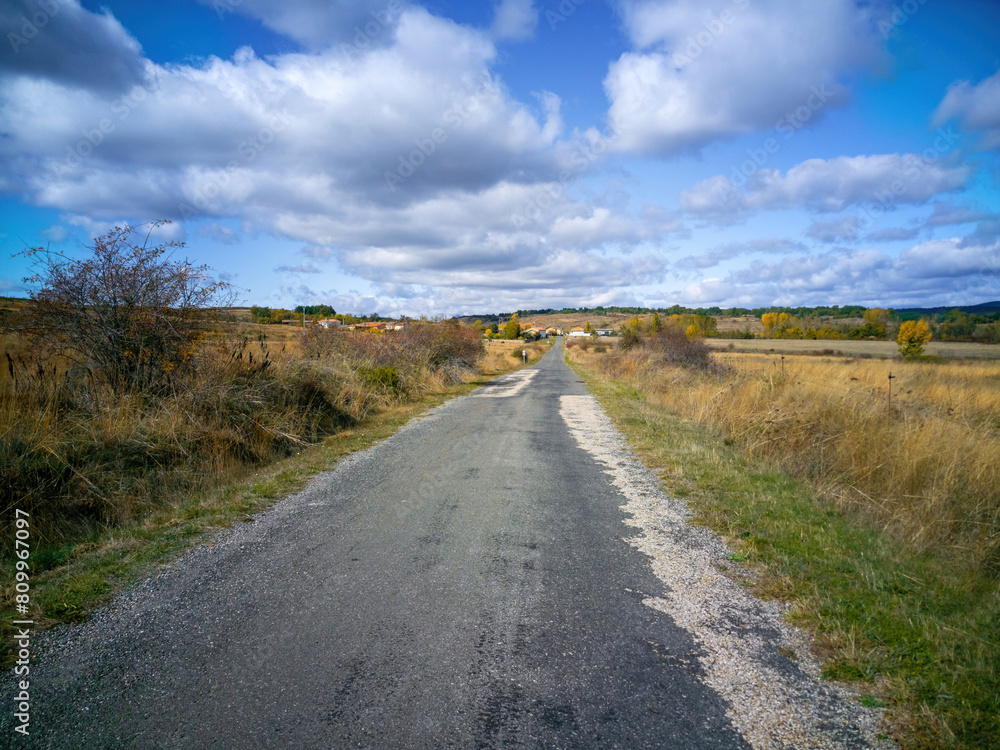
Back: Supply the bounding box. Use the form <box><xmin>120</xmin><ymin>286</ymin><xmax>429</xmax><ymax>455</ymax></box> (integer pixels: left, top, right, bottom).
<box><xmin>894</xmin><ymin>301</ymin><xmax>1000</xmax><ymax>315</ymax></box>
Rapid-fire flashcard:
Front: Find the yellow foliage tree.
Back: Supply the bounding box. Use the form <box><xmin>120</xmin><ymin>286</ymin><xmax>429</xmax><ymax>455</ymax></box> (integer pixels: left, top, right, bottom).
<box><xmin>685</xmin><ymin>324</ymin><xmax>700</xmax><ymax>339</ymax></box>
<box><xmin>503</xmin><ymin>313</ymin><xmax>521</xmax><ymax>340</ymax></box>
<box><xmin>897</xmin><ymin>319</ymin><xmax>932</xmax><ymax>357</ymax></box>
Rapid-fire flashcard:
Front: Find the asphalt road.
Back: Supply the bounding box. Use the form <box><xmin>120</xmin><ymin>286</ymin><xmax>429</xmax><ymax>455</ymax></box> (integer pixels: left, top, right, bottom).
<box><xmin>7</xmin><ymin>339</ymin><xmax>752</xmax><ymax>749</ymax></box>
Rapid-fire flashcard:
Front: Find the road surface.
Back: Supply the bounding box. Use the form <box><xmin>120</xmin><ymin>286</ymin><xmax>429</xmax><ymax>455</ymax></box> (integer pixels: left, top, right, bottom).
<box><xmin>3</xmin><ymin>340</ymin><xmax>887</xmax><ymax>749</ymax></box>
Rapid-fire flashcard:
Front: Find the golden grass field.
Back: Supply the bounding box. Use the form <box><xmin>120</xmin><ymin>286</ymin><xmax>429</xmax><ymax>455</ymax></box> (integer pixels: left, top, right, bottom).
<box><xmin>573</xmin><ymin>344</ymin><xmax>1000</xmax><ymax>564</ymax></box>
<box><xmin>707</xmin><ymin>337</ymin><xmax>1000</xmax><ymax>359</ymax></box>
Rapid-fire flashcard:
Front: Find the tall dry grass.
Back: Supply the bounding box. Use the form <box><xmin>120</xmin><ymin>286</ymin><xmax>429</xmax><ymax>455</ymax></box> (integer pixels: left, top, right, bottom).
<box><xmin>1</xmin><ymin>322</ymin><xmax>485</xmax><ymax>549</ymax></box>
<box><xmin>572</xmin><ymin>345</ymin><xmax>1000</xmax><ymax>571</ymax></box>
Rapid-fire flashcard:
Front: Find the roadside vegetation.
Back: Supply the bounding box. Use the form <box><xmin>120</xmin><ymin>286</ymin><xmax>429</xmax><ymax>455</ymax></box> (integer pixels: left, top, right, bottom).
<box><xmin>0</xmin><ymin>225</ymin><xmax>537</xmax><ymax>662</ymax></box>
<box><xmin>566</xmin><ymin>331</ymin><xmax>1000</xmax><ymax>749</ymax></box>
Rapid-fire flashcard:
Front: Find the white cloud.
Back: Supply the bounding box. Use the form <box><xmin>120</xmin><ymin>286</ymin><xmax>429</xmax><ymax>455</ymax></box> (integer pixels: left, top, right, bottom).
<box><xmin>866</xmin><ymin>227</ymin><xmax>919</xmax><ymax>242</ymax></box>
<box><xmin>198</xmin><ymin>222</ymin><xmax>240</xmax><ymax>245</ymax></box>
<box><xmin>491</xmin><ymin>0</ymin><xmax>538</xmax><ymax>41</ymax></box>
<box><xmin>40</xmin><ymin>224</ymin><xmax>68</xmax><ymax>243</ymax></box>
<box><xmin>674</xmin><ymin>237</ymin><xmax>804</xmax><ymax>270</ymax></box>
<box><xmin>925</xmin><ymin>201</ymin><xmax>993</xmax><ymax>227</ymax></box>
<box><xmin>807</xmin><ymin>216</ymin><xmax>859</xmax><ymax>244</ymax></box>
<box><xmin>680</xmin><ymin>154</ymin><xmax>970</xmax><ymax>224</ymax></box>
<box><xmin>200</xmin><ymin>0</ymin><xmax>406</xmax><ymax>50</ymax></box>
<box><xmin>675</xmin><ymin>234</ymin><xmax>1000</xmax><ymax>307</ymax></box>
<box><xmin>933</xmin><ymin>70</ymin><xmax>1000</xmax><ymax>151</ymax></box>
<box><xmin>605</xmin><ymin>0</ymin><xmax>882</xmax><ymax>155</ymax></box>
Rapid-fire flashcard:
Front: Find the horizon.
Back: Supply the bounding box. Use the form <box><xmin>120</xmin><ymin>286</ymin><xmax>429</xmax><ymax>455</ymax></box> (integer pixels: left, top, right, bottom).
<box><xmin>1</xmin><ymin>0</ymin><xmax>998</xmax><ymax>317</ymax></box>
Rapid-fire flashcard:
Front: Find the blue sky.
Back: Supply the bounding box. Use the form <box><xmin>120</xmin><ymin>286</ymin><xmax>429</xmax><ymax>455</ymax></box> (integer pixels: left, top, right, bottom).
<box><xmin>1</xmin><ymin>0</ymin><xmax>998</xmax><ymax>317</ymax></box>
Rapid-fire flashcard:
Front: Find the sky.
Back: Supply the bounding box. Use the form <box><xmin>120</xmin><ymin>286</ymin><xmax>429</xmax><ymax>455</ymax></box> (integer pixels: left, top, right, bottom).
<box><xmin>1</xmin><ymin>0</ymin><xmax>998</xmax><ymax>317</ymax></box>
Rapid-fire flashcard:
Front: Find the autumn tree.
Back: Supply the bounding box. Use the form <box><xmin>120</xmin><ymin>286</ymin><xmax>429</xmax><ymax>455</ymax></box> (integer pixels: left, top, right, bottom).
<box><xmin>850</xmin><ymin>307</ymin><xmax>890</xmax><ymax>339</ymax></box>
<box><xmin>503</xmin><ymin>313</ymin><xmax>521</xmax><ymax>340</ymax></box>
<box><xmin>897</xmin><ymin>319</ymin><xmax>932</xmax><ymax>358</ymax></box>
<box><xmin>15</xmin><ymin>222</ymin><xmax>234</xmax><ymax>392</ymax></box>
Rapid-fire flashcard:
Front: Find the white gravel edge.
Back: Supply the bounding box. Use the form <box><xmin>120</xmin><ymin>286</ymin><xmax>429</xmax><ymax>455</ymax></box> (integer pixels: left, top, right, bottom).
<box><xmin>560</xmin><ymin>394</ymin><xmax>896</xmax><ymax>750</ymax></box>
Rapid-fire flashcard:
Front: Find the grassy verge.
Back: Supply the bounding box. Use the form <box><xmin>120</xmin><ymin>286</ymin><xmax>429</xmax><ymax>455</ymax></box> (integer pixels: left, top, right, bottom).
<box><xmin>1</xmin><ymin>334</ymin><xmax>537</xmax><ymax>665</ymax></box>
<box><xmin>569</xmin><ymin>355</ymin><xmax>1000</xmax><ymax>750</ymax></box>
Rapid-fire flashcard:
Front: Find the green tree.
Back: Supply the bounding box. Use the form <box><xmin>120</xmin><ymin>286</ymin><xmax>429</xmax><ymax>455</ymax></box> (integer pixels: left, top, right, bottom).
<box><xmin>897</xmin><ymin>319</ymin><xmax>932</xmax><ymax>358</ymax></box>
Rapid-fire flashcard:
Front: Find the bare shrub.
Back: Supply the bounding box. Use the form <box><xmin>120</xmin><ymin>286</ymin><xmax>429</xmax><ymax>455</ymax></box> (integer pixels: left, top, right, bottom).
<box><xmin>14</xmin><ymin>222</ymin><xmax>234</xmax><ymax>394</ymax></box>
<box><xmin>643</xmin><ymin>328</ymin><xmax>711</xmax><ymax>368</ymax></box>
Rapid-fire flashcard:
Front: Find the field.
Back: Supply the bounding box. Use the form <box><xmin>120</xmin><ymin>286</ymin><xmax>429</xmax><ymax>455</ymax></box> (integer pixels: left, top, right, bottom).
<box><xmin>567</xmin><ymin>339</ymin><xmax>1000</xmax><ymax>749</ymax></box>
<box><xmin>707</xmin><ymin>337</ymin><xmax>1000</xmax><ymax>359</ymax></box>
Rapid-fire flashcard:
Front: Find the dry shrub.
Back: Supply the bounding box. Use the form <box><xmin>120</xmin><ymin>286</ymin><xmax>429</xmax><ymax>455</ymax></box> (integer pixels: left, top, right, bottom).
<box><xmin>2</xmin><ymin>320</ymin><xmax>486</xmax><ymax>547</ymax></box>
<box><xmin>303</xmin><ymin>321</ymin><xmax>483</xmax><ymax>387</ymax></box>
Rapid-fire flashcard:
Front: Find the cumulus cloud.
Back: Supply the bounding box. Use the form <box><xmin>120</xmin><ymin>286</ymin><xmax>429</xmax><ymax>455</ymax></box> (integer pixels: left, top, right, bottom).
<box><xmin>675</xmin><ymin>234</ymin><xmax>1000</xmax><ymax>308</ymax></box>
<box><xmin>604</xmin><ymin>0</ymin><xmax>882</xmax><ymax>155</ymax></box>
<box><xmin>933</xmin><ymin>70</ymin><xmax>1000</xmax><ymax>151</ymax></box>
<box><xmin>680</xmin><ymin>154</ymin><xmax>970</xmax><ymax>224</ymax></box>
<box><xmin>0</xmin><ymin>0</ymin><xmax>146</xmax><ymax>93</ymax></box>
<box><xmin>0</xmin><ymin>6</ymin><xmax>580</xmax><ymax>253</ymax></box>
<box><xmin>958</xmin><ymin>219</ymin><xmax>1000</xmax><ymax>249</ymax></box>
